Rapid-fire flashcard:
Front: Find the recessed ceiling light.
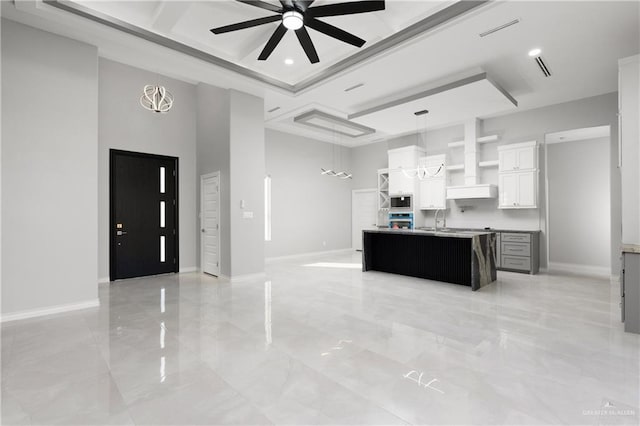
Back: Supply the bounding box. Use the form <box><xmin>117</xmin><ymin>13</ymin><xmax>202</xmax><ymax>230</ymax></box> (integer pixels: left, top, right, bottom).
<box><xmin>284</xmin><ymin>58</ymin><xmax>294</xmax><ymax>65</ymax></box>
<box><xmin>528</xmin><ymin>48</ymin><xmax>541</xmax><ymax>57</ymax></box>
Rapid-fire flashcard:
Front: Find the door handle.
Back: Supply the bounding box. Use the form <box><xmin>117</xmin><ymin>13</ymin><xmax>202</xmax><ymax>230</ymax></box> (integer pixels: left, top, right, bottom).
<box><xmin>201</xmin><ymin>229</ymin><xmax>205</xmax><ymax>233</ymax></box>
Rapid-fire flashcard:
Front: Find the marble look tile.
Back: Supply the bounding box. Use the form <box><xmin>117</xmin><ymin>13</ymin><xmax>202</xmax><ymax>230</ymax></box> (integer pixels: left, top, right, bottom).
<box><xmin>1</xmin><ymin>390</ymin><xmax>31</xmax><ymax>425</ymax></box>
<box><xmin>10</xmin><ymin>373</ymin><xmax>132</xmax><ymax>425</ymax></box>
<box><xmin>124</xmin><ymin>365</ymin><xmax>270</xmax><ymax>425</ymax></box>
<box><xmin>1</xmin><ymin>251</ymin><xmax>638</xmax><ymax>425</ymax></box>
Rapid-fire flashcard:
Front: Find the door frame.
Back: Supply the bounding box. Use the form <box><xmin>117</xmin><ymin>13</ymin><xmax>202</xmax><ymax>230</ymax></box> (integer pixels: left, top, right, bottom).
<box><xmin>351</xmin><ymin>188</ymin><xmax>378</xmax><ymax>250</ymax></box>
<box><xmin>200</xmin><ymin>171</ymin><xmax>221</xmax><ymax>276</ymax></box>
<box><xmin>109</xmin><ymin>149</ymin><xmax>179</xmax><ymax>281</ymax></box>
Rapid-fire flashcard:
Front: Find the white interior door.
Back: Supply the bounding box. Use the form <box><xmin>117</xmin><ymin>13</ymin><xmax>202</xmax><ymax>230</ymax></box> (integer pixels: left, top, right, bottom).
<box><xmin>352</xmin><ymin>189</ymin><xmax>378</xmax><ymax>251</ymax></box>
<box><xmin>201</xmin><ymin>172</ymin><xmax>220</xmax><ymax>276</ymax></box>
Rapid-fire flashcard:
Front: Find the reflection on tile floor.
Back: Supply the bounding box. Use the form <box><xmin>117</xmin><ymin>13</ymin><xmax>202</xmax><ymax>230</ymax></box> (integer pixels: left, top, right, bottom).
<box><xmin>2</xmin><ymin>251</ymin><xmax>639</xmax><ymax>425</ymax></box>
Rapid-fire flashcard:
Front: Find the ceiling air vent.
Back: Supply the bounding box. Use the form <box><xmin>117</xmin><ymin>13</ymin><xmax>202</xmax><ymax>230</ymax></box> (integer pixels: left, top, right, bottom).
<box><xmin>479</xmin><ymin>19</ymin><xmax>520</xmax><ymax>37</ymax></box>
<box><xmin>344</xmin><ymin>83</ymin><xmax>364</xmax><ymax>92</ymax></box>
<box><xmin>534</xmin><ymin>56</ymin><xmax>552</xmax><ymax>77</ymax></box>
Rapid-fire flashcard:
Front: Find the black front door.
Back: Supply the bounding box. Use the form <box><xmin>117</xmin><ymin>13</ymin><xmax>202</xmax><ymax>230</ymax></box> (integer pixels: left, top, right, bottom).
<box><xmin>110</xmin><ymin>150</ymin><xmax>178</xmax><ymax>281</ymax></box>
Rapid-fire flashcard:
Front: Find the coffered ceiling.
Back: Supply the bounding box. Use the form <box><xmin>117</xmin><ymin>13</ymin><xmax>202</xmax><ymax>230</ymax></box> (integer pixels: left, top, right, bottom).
<box><xmin>3</xmin><ymin>0</ymin><xmax>639</xmax><ymax>147</ymax></box>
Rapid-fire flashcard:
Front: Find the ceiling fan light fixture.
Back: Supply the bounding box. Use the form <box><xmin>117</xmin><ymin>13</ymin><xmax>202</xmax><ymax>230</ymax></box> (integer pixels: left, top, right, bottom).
<box><xmin>282</xmin><ymin>11</ymin><xmax>304</xmax><ymax>30</ymax></box>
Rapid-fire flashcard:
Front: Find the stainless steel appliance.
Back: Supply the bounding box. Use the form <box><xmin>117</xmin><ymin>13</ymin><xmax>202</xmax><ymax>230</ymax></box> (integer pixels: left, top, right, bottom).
<box><xmin>389</xmin><ymin>212</ymin><xmax>414</xmax><ymax>229</ymax></box>
<box><xmin>390</xmin><ymin>195</ymin><xmax>412</xmax><ymax>210</ymax></box>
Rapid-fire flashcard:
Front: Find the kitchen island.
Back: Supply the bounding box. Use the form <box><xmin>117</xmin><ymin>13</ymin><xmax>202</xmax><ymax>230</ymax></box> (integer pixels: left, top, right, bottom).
<box><xmin>362</xmin><ymin>229</ymin><xmax>497</xmax><ymax>291</ymax></box>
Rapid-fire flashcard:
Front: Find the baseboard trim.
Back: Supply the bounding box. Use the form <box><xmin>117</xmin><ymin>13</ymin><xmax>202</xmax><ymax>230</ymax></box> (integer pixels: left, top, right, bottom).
<box><xmin>266</xmin><ymin>248</ymin><xmax>354</xmax><ymax>264</ymax></box>
<box><xmin>98</xmin><ymin>277</ymin><xmax>110</xmax><ymax>284</ymax></box>
<box><xmin>548</xmin><ymin>262</ymin><xmax>611</xmax><ymax>278</ymax></box>
<box><xmin>0</xmin><ymin>298</ymin><xmax>100</xmax><ymax>323</ymax></box>
<box><xmin>230</xmin><ymin>272</ymin><xmax>267</xmax><ymax>282</ymax></box>
<box><xmin>179</xmin><ymin>267</ymin><xmax>198</xmax><ymax>273</ymax></box>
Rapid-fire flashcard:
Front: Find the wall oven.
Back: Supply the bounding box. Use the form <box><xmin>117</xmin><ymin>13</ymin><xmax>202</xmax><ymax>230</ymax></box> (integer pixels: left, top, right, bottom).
<box><xmin>389</xmin><ymin>212</ymin><xmax>414</xmax><ymax>229</ymax></box>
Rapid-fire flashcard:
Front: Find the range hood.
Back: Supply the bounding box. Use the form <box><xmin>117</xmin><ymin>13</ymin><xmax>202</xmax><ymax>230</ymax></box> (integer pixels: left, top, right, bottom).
<box><xmin>445</xmin><ymin>119</ymin><xmax>500</xmax><ymax>200</ymax></box>
<box><xmin>447</xmin><ymin>184</ymin><xmax>497</xmax><ymax>200</ymax></box>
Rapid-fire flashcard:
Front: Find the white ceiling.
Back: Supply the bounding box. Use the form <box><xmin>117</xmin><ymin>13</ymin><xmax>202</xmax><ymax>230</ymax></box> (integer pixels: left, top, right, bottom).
<box><xmin>349</xmin><ymin>73</ymin><xmax>518</xmax><ymax>134</ymax></box>
<box><xmin>3</xmin><ymin>0</ymin><xmax>639</xmax><ymax>147</ymax></box>
<box><xmin>74</xmin><ymin>0</ymin><xmax>454</xmax><ymax>85</ymax></box>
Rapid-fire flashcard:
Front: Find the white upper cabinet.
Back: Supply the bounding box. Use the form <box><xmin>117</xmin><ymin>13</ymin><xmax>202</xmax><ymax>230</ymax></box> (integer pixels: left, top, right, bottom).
<box><xmin>418</xmin><ymin>154</ymin><xmax>447</xmax><ymax>210</ymax></box>
<box><xmin>387</xmin><ymin>146</ymin><xmax>425</xmax><ymax>195</ymax></box>
<box><xmin>388</xmin><ymin>146</ymin><xmax>424</xmax><ymax>170</ymax></box>
<box><xmin>499</xmin><ymin>171</ymin><xmax>537</xmax><ymax>208</ymax></box>
<box><xmin>498</xmin><ymin>141</ymin><xmax>538</xmax><ymax>209</ymax></box>
<box><xmin>420</xmin><ymin>178</ymin><xmax>446</xmax><ymax>210</ymax></box>
<box><xmin>389</xmin><ymin>168</ymin><xmax>415</xmax><ymax>195</ymax></box>
<box><xmin>498</xmin><ymin>141</ymin><xmax>537</xmax><ymax>172</ymax></box>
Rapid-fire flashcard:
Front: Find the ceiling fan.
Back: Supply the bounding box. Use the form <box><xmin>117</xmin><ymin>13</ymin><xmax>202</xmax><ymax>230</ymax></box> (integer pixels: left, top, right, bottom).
<box><xmin>210</xmin><ymin>0</ymin><xmax>385</xmax><ymax>64</ymax></box>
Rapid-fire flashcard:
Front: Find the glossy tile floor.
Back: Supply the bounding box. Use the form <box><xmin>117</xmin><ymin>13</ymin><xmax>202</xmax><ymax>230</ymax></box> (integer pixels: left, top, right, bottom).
<box><xmin>2</xmin><ymin>251</ymin><xmax>639</xmax><ymax>425</ymax></box>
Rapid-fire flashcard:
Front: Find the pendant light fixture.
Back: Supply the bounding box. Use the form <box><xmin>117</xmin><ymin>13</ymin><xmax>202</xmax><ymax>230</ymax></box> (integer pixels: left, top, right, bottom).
<box><xmin>402</xmin><ymin>109</ymin><xmax>444</xmax><ymax>180</ymax></box>
<box><xmin>320</xmin><ymin>127</ymin><xmax>353</xmax><ymax>179</ymax></box>
<box><xmin>140</xmin><ymin>84</ymin><xmax>174</xmax><ymax>113</ymax></box>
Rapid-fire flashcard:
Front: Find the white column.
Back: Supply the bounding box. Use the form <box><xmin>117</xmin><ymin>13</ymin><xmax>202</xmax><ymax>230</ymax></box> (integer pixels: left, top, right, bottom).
<box><xmin>464</xmin><ymin>118</ymin><xmax>481</xmax><ymax>186</ymax></box>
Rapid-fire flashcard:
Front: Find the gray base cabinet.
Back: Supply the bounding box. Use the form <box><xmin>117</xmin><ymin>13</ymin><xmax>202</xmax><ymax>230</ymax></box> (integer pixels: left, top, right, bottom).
<box><xmin>622</xmin><ymin>251</ymin><xmax>640</xmax><ymax>334</ymax></box>
<box><xmin>496</xmin><ymin>231</ymin><xmax>540</xmax><ymax>275</ymax></box>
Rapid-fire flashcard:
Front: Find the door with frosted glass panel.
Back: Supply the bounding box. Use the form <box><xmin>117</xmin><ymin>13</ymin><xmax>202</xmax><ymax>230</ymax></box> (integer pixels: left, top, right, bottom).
<box><xmin>110</xmin><ymin>150</ymin><xmax>178</xmax><ymax>280</ymax></box>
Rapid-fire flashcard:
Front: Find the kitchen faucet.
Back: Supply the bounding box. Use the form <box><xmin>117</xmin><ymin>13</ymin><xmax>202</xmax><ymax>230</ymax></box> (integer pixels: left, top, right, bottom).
<box><xmin>434</xmin><ymin>209</ymin><xmax>447</xmax><ymax>231</ymax></box>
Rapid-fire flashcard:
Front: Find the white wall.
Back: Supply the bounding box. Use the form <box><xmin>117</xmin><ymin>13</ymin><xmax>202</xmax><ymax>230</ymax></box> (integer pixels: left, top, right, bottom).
<box><xmin>229</xmin><ymin>90</ymin><xmax>265</xmax><ymax>276</ymax></box>
<box><xmin>547</xmin><ymin>137</ymin><xmax>611</xmax><ymax>272</ymax></box>
<box><xmin>351</xmin><ymin>93</ymin><xmax>621</xmax><ymax>273</ymax></box>
<box><xmin>1</xmin><ymin>12</ymin><xmax>4</xmax><ymax>313</ymax></box>
<box><xmin>619</xmin><ymin>56</ymin><xmax>640</xmax><ymax>245</ymax></box>
<box><xmin>1</xmin><ymin>20</ymin><xmax>98</xmax><ymax>315</ymax></box>
<box><xmin>98</xmin><ymin>59</ymin><xmax>197</xmax><ymax>279</ymax></box>
<box><xmin>195</xmin><ymin>88</ymin><xmax>266</xmax><ymax>277</ymax></box>
<box><xmin>265</xmin><ymin>129</ymin><xmax>352</xmax><ymax>258</ymax></box>
<box><xmin>196</xmin><ymin>83</ymin><xmax>231</xmax><ymax>276</ymax></box>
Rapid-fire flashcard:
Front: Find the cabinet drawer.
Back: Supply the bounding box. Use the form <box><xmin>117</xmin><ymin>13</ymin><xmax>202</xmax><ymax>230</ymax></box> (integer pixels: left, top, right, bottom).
<box><xmin>502</xmin><ymin>255</ymin><xmax>531</xmax><ymax>271</ymax></box>
<box><xmin>502</xmin><ymin>242</ymin><xmax>530</xmax><ymax>256</ymax></box>
<box><xmin>501</xmin><ymin>232</ymin><xmax>531</xmax><ymax>243</ymax></box>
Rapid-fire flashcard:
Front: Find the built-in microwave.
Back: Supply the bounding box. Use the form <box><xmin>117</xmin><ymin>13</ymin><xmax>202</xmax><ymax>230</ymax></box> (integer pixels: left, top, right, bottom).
<box><xmin>390</xmin><ymin>195</ymin><xmax>412</xmax><ymax>210</ymax></box>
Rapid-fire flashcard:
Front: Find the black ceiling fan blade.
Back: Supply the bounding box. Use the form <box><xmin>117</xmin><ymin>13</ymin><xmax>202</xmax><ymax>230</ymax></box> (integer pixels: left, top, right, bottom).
<box><xmin>307</xmin><ymin>1</ymin><xmax>385</xmax><ymax>18</ymax></box>
<box><xmin>295</xmin><ymin>26</ymin><xmax>319</xmax><ymax>63</ymax></box>
<box><xmin>236</xmin><ymin>0</ymin><xmax>283</xmax><ymax>13</ymax></box>
<box><xmin>279</xmin><ymin>0</ymin><xmax>294</xmax><ymax>8</ymax></box>
<box><xmin>295</xmin><ymin>0</ymin><xmax>315</xmax><ymax>12</ymax></box>
<box><xmin>258</xmin><ymin>23</ymin><xmax>288</xmax><ymax>60</ymax></box>
<box><xmin>305</xmin><ymin>17</ymin><xmax>365</xmax><ymax>47</ymax></box>
<box><xmin>210</xmin><ymin>15</ymin><xmax>281</xmax><ymax>34</ymax></box>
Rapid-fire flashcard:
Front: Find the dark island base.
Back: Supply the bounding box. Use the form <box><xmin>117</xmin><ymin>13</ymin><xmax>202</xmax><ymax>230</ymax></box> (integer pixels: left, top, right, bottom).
<box><xmin>363</xmin><ymin>231</ymin><xmax>497</xmax><ymax>291</ymax></box>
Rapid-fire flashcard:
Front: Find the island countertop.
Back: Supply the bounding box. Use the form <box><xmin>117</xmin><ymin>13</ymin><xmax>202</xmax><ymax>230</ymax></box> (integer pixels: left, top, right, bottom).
<box><xmin>366</xmin><ymin>228</ymin><xmax>494</xmax><ymax>239</ymax></box>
